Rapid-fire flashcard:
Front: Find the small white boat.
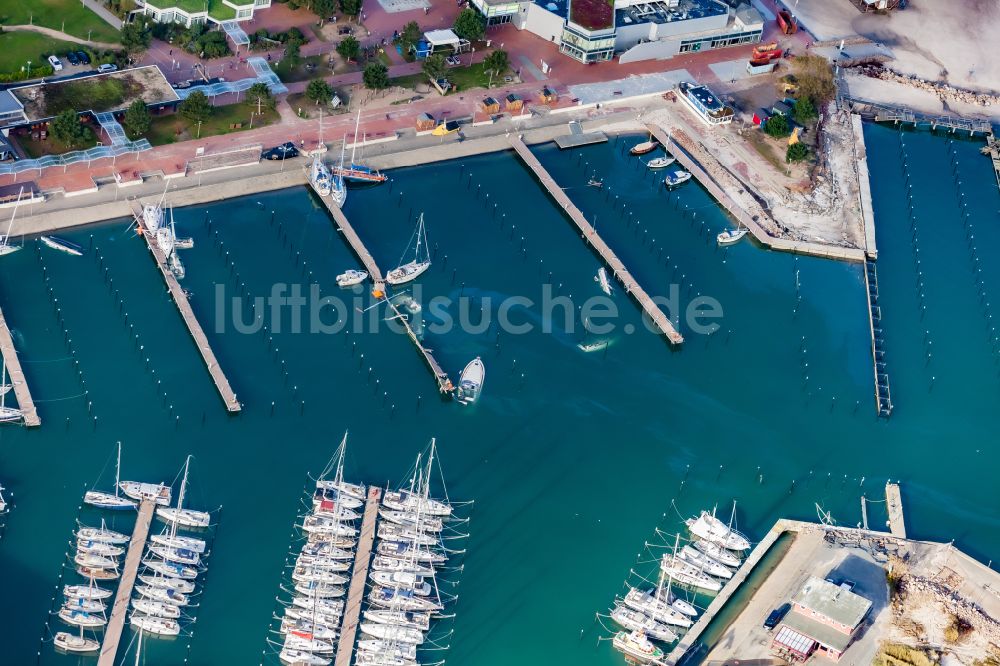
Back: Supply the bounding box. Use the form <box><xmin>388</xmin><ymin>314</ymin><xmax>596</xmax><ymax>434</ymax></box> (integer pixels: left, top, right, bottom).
<box><xmin>613</xmin><ymin>630</ymin><xmax>665</xmax><ymax>662</ymax></box>
<box><xmin>132</xmin><ymin>598</ymin><xmax>181</xmax><ymax>619</ymax></box>
<box><xmin>173</xmin><ymin>237</ymin><xmax>194</xmax><ymax>250</ymax></box>
<box><xmin>611</xmin><ymin>604</ymin><xmax>678</xmax><ymax>643</ymax></box>
<box><xmin>136</xmin><ymin>584</ymin><xmax>189</xmax><ymax>606</ymax></box>
<box><xmin>456</xmin><ymin>357</ymin><xmax>485</xmax><ymax>406</ymax></box>
<box><xmin>279</xmin><ymin>648</ymin><xmax>331</xmax><ymax>666</ymax></box>
<box><xmin>77</xmin><ymin>540</ymin><xmax>124</xmax><ymax>557</ymax></box>
<box><xmin>717</xmin><ymin>227</ymin><xmax>748</xmax><ymax>246</ymax></box>
<box><xmin>156</xmin><ymin>506</ymin><xmax>211</xmax><ymax>528</ymax></box>
<box><xmin>595</xmin><ymin>266</ymin><xmax>612</xmax><ymax>295</ymax></box>
<box><xmin>150</xmin><ymin>533</ymin><xmax>206</xmax><ymax>554</ymax></box>
<box><xmin>336</xmin><ymin>269</ymin><xmax>368</xmax><ymax>287</ymax></box>
<box><xmin>75</xmin><ymin>525</ymin><xmax>129</xmax><ymax>545</ymax></box>
<box><xmin>587</xmin><ymin>178</ymin><xmax>603</xmax><ymax>188</ymax></box>
<box><xmin>386</xmin><ymin>213</ymin><xmax>431</xmax><ymax>286</ymax></box>
<box><xmin>63</xmin><ymin>597</ymin><xmax>106</xmax><ymax>614</ymax></box>
<box><xmin>129</xmin><ymin>613</ymin><xmax>180</xmax><ymax>636</ymax></box>
<box><xmin>664</xmin><ymin>171</ymin><xmax>692</xmax><ymax>187</ymax></box>
<box><xmin>359</xmin><ymin>622</ymin><xmax>425</xmax><ymax>645</ymax></box>
<box><xmin>138</xmin><ymin>574</ymin><xmax>196</xmax><ymax>594</ymax></box>
<box><xmin>53</xmin><ymin>631</ymin><xmax>99</xmax><ymax>653</ymax></box>
<box><xmin>679</xmin><ymin>544</ymin><xmax>733</xmax><ymax>579</ymax></box>
<box><xmin>58</xmin><ymin>608</ymin><xmax>106</xmax><ymax>628</ymax></box>
<box><xmin>692</xmin><ymin>539</ymin><xmax>741</xmax><ymax>568</ymax></box>
<box><xmin>168</xmin><ymin>251</ymin><xmax>185</xmax><ymax>280</ymax></box>
<box><xmin>672</xmin><ymin>598</ymin><xmax>698</xmax><ymax>617</ymax></box>
<box><xmin>119</xmin><ymin>481</ymin><xmax>171</xmax><ymax>506</ymax></box>
<box><xmin>40</xmin><ymin>236</ymin><xmax>83</xmax><ymax>256</ymax></box>
<box><xmin>143</xmin><ymin>558</ymin><xmax>199</xmax><ymax>580</ymax></box>
<box><xmin>64</xmin><ymin>584</ymin><xmax>113</xmax><ymax>601</ymax></box>
<box><xmin>646</xmin><ymin>156</ymin><xmax>676</xmax><ymax>169</ymax></box>
<box><xmin>74</xmin><ymin>552</ymin><xmax>118</xmax><ymax>569</ymax></box>
<box><xmin>685</xmin><ymin>510</ymin><xmax>750</xmax><ymax>551</ymax></box>
<box><xmin>630</xmin><ymin>140</ymin><xmax>658</xmax><ymax>156</ymax></box>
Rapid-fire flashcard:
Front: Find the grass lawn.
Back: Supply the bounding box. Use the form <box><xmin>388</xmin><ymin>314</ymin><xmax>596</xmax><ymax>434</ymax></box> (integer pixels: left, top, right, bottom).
<box><xmin>272</xmin><ymin>55</ymin><xmax>337</xmax><ymax>84</ymax></box>
<box><xmin>20</xmin><ymin>129</ymin><xmax>98</xmax><ymax>158</ymax></box>
<box><xmin>0</xmin><ymin>31</ymin><xmax>81</xmax><ymax>75</ymax></box>
<box><xmin>147</xmin><ymin>105</ymin><xmax>280</xmax><ymax>146</ymax></box>
<box><xmin>285</xmin><ymin>91</ymin><xmax>350</xmax><ymax>120</ymax></box>
<box><xmin>0</xmin><ymin>0</ymin><xmax>120</xmax><ymax>43</ymax></box>
<box><xmin>391</xmin><ymin>63</ymin><xmax>508</xmax><ymax>94</ymax></box>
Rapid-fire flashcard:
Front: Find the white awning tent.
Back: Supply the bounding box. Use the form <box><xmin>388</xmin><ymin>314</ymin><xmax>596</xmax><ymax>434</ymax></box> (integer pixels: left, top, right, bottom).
<box><xmin>423</xmin><ymin>29</ymin><xmax>471</xmax><ymax>53</ymax></box>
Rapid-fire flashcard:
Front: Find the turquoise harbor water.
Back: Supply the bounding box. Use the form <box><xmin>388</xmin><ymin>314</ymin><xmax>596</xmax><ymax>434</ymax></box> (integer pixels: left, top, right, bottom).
<box><xmin>0</xmin><ymin>124</ymin><xmax>998</xmax><ymax>665</ymax></box>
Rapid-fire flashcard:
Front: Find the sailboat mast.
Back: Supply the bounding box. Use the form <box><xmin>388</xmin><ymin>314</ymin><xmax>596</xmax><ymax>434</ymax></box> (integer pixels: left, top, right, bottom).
<box><xmin>351</xmin><ymin>110</ymin><xmax>361</xmax><ymax>164</ymax></box>
<box><xmin>114</xmin><ymin>442</ymin><xmax>122</xmax><ymax>499</ymax></box>
<box><xmin>1</xmin><ymin>187</ymin><xmax>23</xmax><ymax>246</ymax></box>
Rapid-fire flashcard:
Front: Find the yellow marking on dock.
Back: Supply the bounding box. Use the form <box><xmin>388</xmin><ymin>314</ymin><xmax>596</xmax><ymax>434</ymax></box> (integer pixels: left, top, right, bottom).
<box><xmin>886</xmin><ymin>482</ymin><xmax>906</xmax><ymax>538</ymax></box>
<box><xmin>137</xmin><ymin>222</ymin><xmax>241</xmax><ymax>412</ymax></box>
<box><xmin>98</xmin><ymin>499</ymin><xmax>154</xmax><ymax>666</ymax></box>
<box><xmin>0</xmin><ymin>305</ymin><xmax>40</xmax><ymax>426</ymax></box>
<box><xmin>508</xmin><ymin>134</ymin><xmax>684</xmax><ymax>345</ymax></box>
<box><xmin>319</xmin><ymin>196</ymin><xmax>386</xmax><ymax>293</ymax></box>
<box><xmin>335</xmin><ymin>486</ymin><xmax>381</xmax><ymax>666</ymax></box>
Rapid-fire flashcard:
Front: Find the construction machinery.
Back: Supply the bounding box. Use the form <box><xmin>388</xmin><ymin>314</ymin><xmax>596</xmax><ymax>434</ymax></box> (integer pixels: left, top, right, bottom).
<box><xmin>777</xmin><ymin>9</ymin><xmax>798</xmax><ymax>34</ymax></box>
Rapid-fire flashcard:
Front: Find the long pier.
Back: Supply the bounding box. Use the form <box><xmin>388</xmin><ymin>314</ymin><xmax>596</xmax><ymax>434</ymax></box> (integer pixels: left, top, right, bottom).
<box><xmin>645</xmin><ymin>124</ymin><xmax>867</xmax><ymax>263</ymax></box>
<box><xmin>317</xmin><ymin>192</ymin><xmax>453</xmax><ymax>393</ymax></box>
<box><xmin>852</xmin><ymin>114</ymin><xmax>878</xmax><ymax>259</ymax></box>
<box><xmin>843</xmin><ymin>96</ymin><xmax>993</xmax><ymax>136</ymax></box>
<box><xmin>137</xmin><ymin>219</ymin><xmax>241</xmax><ymax>412</ymax></box>
<box><xmin>864</xmin><ymin>259</ymin><xmax>892</xmax><ymax>417</ymax></box>
<box><xmin>98</xmin><ymin>499</ymin><xmax>154</xmax><ymax>666</ymax></box>
<box><xmin>886</xmin><ymin>482</ymin><xmax>906</xmax><ymax>538</ymax></box>
<box><xmin>508</xmin><ymin>135</ymin><xmax>684</xmax><ymax>345</ymax></box>
<box><xmin>335</xmin><ymin>486</ymin><xmax>381</xmax><ymax>666</ymax></box>
<box><xmin>0</xmin><ymin>305</ymin><xmax>40</xmax><ymax>426</ymax></box>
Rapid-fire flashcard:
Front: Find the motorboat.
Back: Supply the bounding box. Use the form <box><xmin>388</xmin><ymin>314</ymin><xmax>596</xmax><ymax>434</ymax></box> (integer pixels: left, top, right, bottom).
<box><xmin>672</xmin><ymin>598</ymin><xmax>698</xmax><ymax>617</ymax></box>
<box><xmin>646</xmin><ymin>156</ymin><xmax>676</xmax><ymax>169</ymax></box>
<box><xmin>717</xmin><ymin>227</ymin><xmax>748</xmax><ymax>246</ymax></box>
<box><xmin>630</xmin><ymin>140</ymin><xmax>658</xmax><ymax>156</ymax></box>
<box><xmin>595</xmin><ymin>267</ymin><xmax>612</xmax><ymax>296</ymax></box>
<box><xmin>119</xmin><ymin>481</ymin><xmax>171</xmax><ymax>506</ymax></box>
<box><xmin>456</xmin><ymin>357</ymin><xmax>485</xmax><ymax>406</ymax></box>
<box><xmin>685</xmin><ymin>510</ymin><xmax>750</xmax><ymax>551</ymax></box>
<box><xmin>610</xmin><ymin>604</ymin><xmax>678</xmax><ymax>643</ymax></box>
<box><xmin>40</xmin><ymin>236</ymin><xmax>84</xmax><ymax>256</ymax></box>
<box><xmin>336</xmin><ymin>269</ymin><xmax>368</xmax><ymax>288</ymax></box>
<box><xmin>613</xmin><ymin>630</ymin><xmax>665</xmax><ymax>662</ymax></box>
<box><xmin>385</xmin><ymin>214</ymin><xmax>431</xmax><ymax>286</ymax></box>
<box><xmin>622</xmin><ymin>588</ymin><xmax>692</xmax><ymax>627</ymax></box>
<box><xmin>691</xmin><ymin>539</ymin><xmax>741</xmax><ymax>568</ymax></box>
<box><xmin>678</xmin><ymin>545</ymin><xmax>733</xmax><ymax>579</ymax></box>
<box><xmin>129</xmin><ymin>613</ymin><xmax>180</xmax><ymax>636</ymax></box>
<box><xmin>156</xmin><ymin>506</ymin><xmax>211</xmax><ymax>528</ymax></box>
<box><xmin>664</xmin><ymin>170</ymin><xmax>692</xmax><ymax>187</ymax></box>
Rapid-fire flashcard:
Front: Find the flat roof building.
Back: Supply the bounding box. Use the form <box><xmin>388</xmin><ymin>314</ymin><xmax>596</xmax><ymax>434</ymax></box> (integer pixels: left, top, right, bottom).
<box><xmin>135</xmin><ymin>0</ymin><xmax>271</xmax><ymax>27</ymax></box>
<box><xmin>772</xmin><ymin>577</ymin><xmax>873</xmax><ymax>662</ymax></box>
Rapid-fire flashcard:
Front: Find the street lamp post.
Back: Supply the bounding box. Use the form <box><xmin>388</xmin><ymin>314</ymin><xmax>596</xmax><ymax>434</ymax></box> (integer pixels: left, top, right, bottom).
<box><xmin>197</xmin><ymin>120</ymin><xmax>203</xmax><ymax>138</ymax></box>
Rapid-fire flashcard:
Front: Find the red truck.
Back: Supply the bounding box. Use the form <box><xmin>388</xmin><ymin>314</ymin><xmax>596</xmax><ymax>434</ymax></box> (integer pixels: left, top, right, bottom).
<box><xmin>777</xmin><ymin>9</ymin><xmax>798</xmax><ymax>34</ymax></box>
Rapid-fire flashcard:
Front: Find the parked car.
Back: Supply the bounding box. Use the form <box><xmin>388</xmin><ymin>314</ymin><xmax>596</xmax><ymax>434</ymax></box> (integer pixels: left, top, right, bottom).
<box><xmin>48</xmin><ymin>55</ymin><xmax>64</xmax><ymax>71</ymax></box>
<box><xmin>97</xmin><ymin>63</ymin><xmax>118</xmax><ymax>74</ymax></box>
<box><xmin>763</xmin><ymin>604</ymin><xmax>789</xmax><ymax>630</ymax></box>
<box><xmin>262</xmin><ymin>142</ymin><xmax>299</xmax><ymax>161</ymax></box>
<box><xmin>65</xmin><ymin>51</ymin><xmax>80</xmax><ymax>66</ymax></box>
<box><xmin>77</xmin><ymin>51</ymin><xmax>91</xmax><ymax>65</ymax></box>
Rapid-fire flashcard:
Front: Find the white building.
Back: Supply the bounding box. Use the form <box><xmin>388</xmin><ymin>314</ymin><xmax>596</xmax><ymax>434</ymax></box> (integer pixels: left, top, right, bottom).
<box><xmin>136</xmin><ymin>0</ymin><xmax>271</xmax><ymax>28</ymax></box>
<box><xmin>472</xmin><ymin>0</ymin><xmax>763</xmax><ymax>64</ymax></box>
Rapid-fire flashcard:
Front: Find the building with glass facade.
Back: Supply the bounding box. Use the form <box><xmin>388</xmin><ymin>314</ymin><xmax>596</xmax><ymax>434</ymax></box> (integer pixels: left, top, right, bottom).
<box><xmin>136</xmin><ymin>0</ymin><xmax>270</xmax><ymax>27</ymax></box>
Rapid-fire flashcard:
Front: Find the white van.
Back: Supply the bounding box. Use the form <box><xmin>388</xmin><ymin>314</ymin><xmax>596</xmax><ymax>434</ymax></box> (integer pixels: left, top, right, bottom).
<box><xmin>48</xmin><ymin>55</ymin><xmax>63</xmax><ymax>71</ymax></box>
<box><xmin>97</xmin><ymin>63</ymin><xmax>118</xmax><ymax>74</ymax></box>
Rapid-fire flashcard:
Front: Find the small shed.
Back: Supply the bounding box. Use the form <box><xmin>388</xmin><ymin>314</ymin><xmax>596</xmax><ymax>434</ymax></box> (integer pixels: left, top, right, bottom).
<box><xmin>771</xmin><ymin>100</ymin><xmax>792</xmax><ymax>117</ymax></box>
<box><xmin>539</xmin><ymin>86</ymin><xmax>557</xmax><ymax>104</ymax></box>
<box><xmin>416</xmin><ymin>112</ymin><xmax>436</xmax><ymax>131</ymax></box>
<box><xmin>480</xmin><ymin>96</ymin><xmax>500</xmax><ymax>114</ymax></box>
<box><xmin>424</xmin><ymin>29</ymin><xmax>464</xmax><ymax>53</ymax></box>
<box><xmin>504</xmin><ymin>93</ymin><xmax>523</xmax><ymax>112</ymax></box>
<box><xmin>752</xmin><ymin>108</ymin><xmax>771</xmax><ymax>127</ymax></box>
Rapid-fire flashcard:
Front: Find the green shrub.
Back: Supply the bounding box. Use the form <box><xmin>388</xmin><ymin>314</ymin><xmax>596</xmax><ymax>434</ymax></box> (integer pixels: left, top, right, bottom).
<box><xmin>786</xmin><ymin>142</ymin><xmax>809</xmax><ymax>163</ymax></box>
<box><xmin>763</xmin><ymin>114</ymin><xmax>790</xmax><ymax>138</ymax></box>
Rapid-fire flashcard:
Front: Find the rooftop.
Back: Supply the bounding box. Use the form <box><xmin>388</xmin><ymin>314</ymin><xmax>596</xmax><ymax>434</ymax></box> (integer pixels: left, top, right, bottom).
<box><xmin>534</xmin><ymin>0</ymin><xmax>569</xmax><ymax>19</ymax></box>
<box><xmin>0</xmin><ymin>90</ymin><xmax>24</xmax><ymax>116</ymax></box>
<box><xmin>568</xmin><ymin>0</ymin><xmax>615</xmax><ymax>31</ymax></box>
<box><xmin>793</xmin><ymin>576</ymin><xmax>872</xmax><ymax>628</ymax></box>
<box><xmin>781</xmin><ymin>610</ymin><xmax>854</xmax><ymax>653</ymax></box>
<box><xmin>617</xmin><ymin>0</ymin><xmax>727</xmax><ymax>28</ymax></box>
<box><xmin>680</xmin><ymin>81</ymin><xmax>726</xmax><ymax>112</ymax></box>
<box><xmin>10</xmin><ymin>66</ymin><xmax>178</xmax><ymax>123</ymax></box>
<box><xmin>143</xmin><ymin>0</ymin><xmax>244</xmax><ymax>20</ymax></box>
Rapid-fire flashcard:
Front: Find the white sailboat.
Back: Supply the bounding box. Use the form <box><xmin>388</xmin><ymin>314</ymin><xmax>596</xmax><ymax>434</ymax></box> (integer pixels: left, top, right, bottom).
<box><xmin>0</xmin><ymin>187</ymin><xmax>24</xmax><ymax>257</ymax></box>
<box><xmin>84</xmin><ymin>442</ymin><xmax>136</xmax><ymax>510</ymax></box>
<box><xmin>58</xmin><ymin>608</ymin><xmax>106</xmax><ymax>628</ymax></box>
<box><xmin>279</xmin><ymin>648</ymin><xmax>330</xmax><ymax>666</ymax></box>
<box><xmin>362</xmin><ymin>610</ymin><xmax>431</xmax><ymax>631</ymax></box>
<box><xmin>385</xmin><ymin>213</ymin><xmax>431</xmax><ymax>286</ymax></box>
<box><xmin>678</xmin><ymin>544</ymin><xmax>732</xmax><ymax>578</ymax></box>
<box><xmin>456</xmin><ymin>357</ymin><xmax>485</xmax><ymax>406</ymax></box>
<box><xmin>132</xmin><ymin>598</ymin><xmax>181</xmax><ymax>619</ymax></box>
<box><xmin>660</xmin><ymin>545</ymin><xmax>722</xmax><ymax>593</ymax></box>
<box><xmin>692</xmin><ymin>538</ymin><xmax>741</xmax><ymax>567</ymax></box>
<box><xmin>40</xmin><ymin>236</ymin><xmax>84</xmax><ymax>256</ymax></box>
<box><xmin>75</xmin><ymin>523</ymin><xmax>130</xmax><ymax>544</ymax></box>
<box><xmin>0</xmin><ymin>359</ymin><xmax>22</xmax><ymax>423</ymax></box>
<box><xmin>64</xmin><ymin>584</ymin><xmax>113</xmax><ymax>601</ymax></box>
<box><xmin>137</xmin><ymin>574</ymin><xmax>196</xmax><ymax>594</ymax></box>
<box><xmin>610</xmin><ymin>603</ymin><xmax>678</xmax><ymax>643</ymax></box>
<box><xmin>359</xmin><ymin>622</ymin><xmax>425</xmax><ymax>645</ymax></box>
<box><xmin>150</xmin><ymin>532</ymin><xmax>206</xmax><ymax>554</ymax></box>
<box><xmin>330</xmin><ymin>132</ymin><xmax>347</xmax><ymax>208</ymax></box>
<box><xmin>156</xmin><ymin>457</ymin><xmax>210</xmax><ymax>527</ymax></box>
<box><xmin>622</xmin><ymin>587</ymin><xmax>692</xmax><ymax>627</ymax></box>
<box><xmin>53</xmin><ymin>628</ymin><xmax>99</xmax><ymax>653</ymax></box>
<box><xmin>685</xmin><ymin>509</ymin><xmax>750</xmax><ymax>551</ymax></box>
<box><xmin>309</xmin><ymin>155</ymin><xmax>333</xmax><ymax>198</ymax></box>
<box><xmin>129</xmin><ymin>613</ymin><xmax>180</xmax><ymax>636</ymax></box>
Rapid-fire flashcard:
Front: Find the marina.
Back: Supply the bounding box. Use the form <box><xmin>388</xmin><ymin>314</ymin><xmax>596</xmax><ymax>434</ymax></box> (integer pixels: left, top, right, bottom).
<box><xmin>509</xmin><ymin>134</ymin><xmax>684</xmax><ymax>345</ymax></box>
<box><xmin>333</xmin><ymin>486</ymin><xmax>380</xmax><ymax>666</ymax></box>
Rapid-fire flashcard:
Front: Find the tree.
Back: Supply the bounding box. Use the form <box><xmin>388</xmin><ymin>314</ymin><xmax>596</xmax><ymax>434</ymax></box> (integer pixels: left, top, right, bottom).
<box><xmin>122</xmin><ymin>99</ymin><xmax>150</xmax><ymax>139</ymax></box>
<box><xmin>340</xmin><ymin>0</ymin><xmax>362</xmax><ymax>16</ymax></box>
<box><xmin>421</xmin><ymin>54</ymin><xmax>446</xmax><ymax>81</ymax></box>
<box><xmin>284</xmin><ymin>39</ymin><xmax>301</xmax><ymax>67</ymax></box>
<box><xmin>792</xmin><ymin>96</ymin><xmax>817</xmax><ymax>124</ymax></box>
<box><xmin>452</xmin><ymin>8</ymin><xmax>485</xmax><ymax>42</ymax></box>
<box><xmin>245</xmin><ymin>82</ymin><xmax>275</xmax><ymax>112</ymax></box>
<box><xmin>306</xmin><ymin>78</ymin><xmax>334</xmax><ymax>105</ymax></box>
<box><xmin>179</xmin><ymin>90</ymin><xmax>212</xmax><ymax>124</ymax></box>
<box><xmin>786</xmin><ymin>142</ymin><xmax>810</xmax><ymax>163</ymax></box>
<box><xmin>51</xmin><ymin>110</ymin><xmax>91</xmax><ymax>148</ymax></box>
<box><xmin>791</xmin><ymin>54</ymin><xmax>836</xmax><ymax>105</ymax></box>
<box><xmin>311</xmin><ymin>0</ymin><xmax>336</xmax><ymax>18</ymax></box>
<box><xmin>763</xmin><ymin>114</ymin><xmax>790</xmax><ymax>138</ymax></box>
<box><xmin>336</xmin><ymin>35</ymin><xmax>360</xmax><ymax>62</ymax></box>
<box><xmin>483</xmin><ymin>49</ymin><xmax>509</xmax><ymax>76</ymax></box>
<box><xmin>362</xmin><ymin>62</ymin><xmax>389</xmax><ymax>90</ymax></box>
<box><xmin>400</xmin><ymin>21</ymin><xmax>421</xmax><ymax>51</ymax></box>
<box><xmin>120</xmin><ymin>15</ymin><xmax>152</xmax><ymax>53</ymax></box>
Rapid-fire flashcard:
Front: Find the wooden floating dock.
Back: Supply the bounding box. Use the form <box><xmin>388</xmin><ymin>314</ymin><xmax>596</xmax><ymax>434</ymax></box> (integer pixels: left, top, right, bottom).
<box><xmin>843</xmin><ymin>96</ymin><xmax>993</xmax><ymax>136</ymax></box>
<box><xmin>508</xmin><ymin>135</ymin><xmax>684</xmax><ymax>345</ymax></box>
<box><xmin>0</xmin><ymin>305</ymin><xmax>40</xmax><ymax>427</ymax></box>
<box><xmin>334</xmin><ymin>486</ymin><xmax>381</xmax><ymax>666</ymax></box>
<box><xmin>644</xmin><ymin>124</ymin><xmax>867</xmax><ymax>263</ymax></box>
<box><xmin>318</xmin><ymin>194</ymin><xmax>454</xmax><ymax>393</ymax></box>
<box><xmin>97</xmin><ymin>499</ymin><xmax>154</xmax><ymax>666</ymax></box>
<box><xmin>665</xmin><ymin>523</ymin><xmax>786</xmax><ymax>665</ymax></box>
<box><xmin>137</xmin><ymin>221</ymin><xmax>241</xmax><ymax>413</ymax></box>
<box><xmin>553</xmin><ymin>121</ymin><xmax>608</xmax><ymax>149</ymax></box>
<box><xmin>886</xmin><ymin>482</ymin><xmax>906</xmax><ymax>538</ymax></box>
<box><xmin>320</xmin><ymin>196</ymin><xmax>386</xmax><ymax>294</ymax></box>
<box><xmin>864</xmin><ymin>259</ymin><xmax>892</xmax><ymax>417</ymax></box>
